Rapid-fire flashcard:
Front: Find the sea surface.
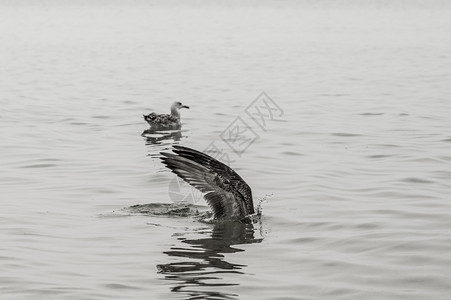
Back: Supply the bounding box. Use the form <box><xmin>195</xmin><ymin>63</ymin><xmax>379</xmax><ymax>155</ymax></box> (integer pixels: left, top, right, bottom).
<box><xmin>1</xmin><ymin>1</ymin><xmax>451</xmax><ymax>299</ymax></box>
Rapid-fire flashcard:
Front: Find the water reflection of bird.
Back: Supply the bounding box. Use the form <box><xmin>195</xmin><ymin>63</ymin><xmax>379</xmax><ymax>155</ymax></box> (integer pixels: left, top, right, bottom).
<box><xmin>141</xmin><ymin>128</ymin><xmax>183</xmax><ymax>145</ymax></box>
<box><xmin>143</xmin><ymin>101</ymin><xmax>189</xmax><ymax>128</ymax></box>
<box><xmin>160</xmin><ymin>145</ymin><xmax>255</xmax><ymax>220</ymax></box>
<box><xmin>157</xmin><ymin>220</ymin><xmax>262</xmax><ymax>299</ymax></box>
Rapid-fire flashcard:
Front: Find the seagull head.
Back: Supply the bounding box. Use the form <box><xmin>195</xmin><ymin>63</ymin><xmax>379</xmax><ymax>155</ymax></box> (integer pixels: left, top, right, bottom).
<box><xmin>173</xmin><ymin>101</ymin><xmax>189</xmax><ymax>110</ymax></box>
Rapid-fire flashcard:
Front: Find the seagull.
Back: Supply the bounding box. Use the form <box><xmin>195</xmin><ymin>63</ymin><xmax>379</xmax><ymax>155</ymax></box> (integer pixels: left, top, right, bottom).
<box><xmin>143</xmin><ymin>101</ymin><xmax>189</xmax><ymax>128</ymax></box>
<box><xmin>160</xmin><ymin>145</ymin><xmax>255</xmax><ymax>220</ymax></box>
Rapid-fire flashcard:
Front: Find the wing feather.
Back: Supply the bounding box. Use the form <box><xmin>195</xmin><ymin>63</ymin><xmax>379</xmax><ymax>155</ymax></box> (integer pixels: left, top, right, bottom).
<box><xmin>160</xmin><ymin>146</ymin><xmax>254</xmax><ymax>219</ymax></box>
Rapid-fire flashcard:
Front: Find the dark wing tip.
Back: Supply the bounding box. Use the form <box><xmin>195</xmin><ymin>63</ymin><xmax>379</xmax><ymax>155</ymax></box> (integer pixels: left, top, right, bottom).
<box><xmin>172</xmin><ymin>145</ymin><xmax>199</xmax><ymax>153</ymax></box>
<box><xmin>160</xmin><ymin>151</ymin><xmax>174</xmax><ymax>158</ymax></box>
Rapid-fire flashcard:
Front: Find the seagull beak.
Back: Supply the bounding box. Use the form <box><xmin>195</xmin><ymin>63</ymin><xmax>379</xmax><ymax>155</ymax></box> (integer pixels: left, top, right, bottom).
<box><xmin>182</xmin><ymin>105</ymin><xmax>189</xmax><ymax>109</ymax></box>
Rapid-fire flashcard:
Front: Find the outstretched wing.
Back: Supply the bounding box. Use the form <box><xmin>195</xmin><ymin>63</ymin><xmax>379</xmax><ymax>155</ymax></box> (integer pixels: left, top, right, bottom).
<box><xmin>160</xmin><ymin>145</ymin><xmax>254</xmax><ymax>219</ymax></box>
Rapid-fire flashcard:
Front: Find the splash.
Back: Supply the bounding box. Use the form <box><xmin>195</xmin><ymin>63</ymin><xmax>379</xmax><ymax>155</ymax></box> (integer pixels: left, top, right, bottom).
<box><xmin>110</xmin><ymin>194</ymin><xmax>272</xmax><ymax>224</ymax></box>
<box><xmin>125</xmin><ymin>203</ymin><xmax>208</xmax><ymax>218</ymax></box>
<box><xmin>256</xmin><ymin>193</ymin><xmax>273</xmax><ymax>217</ymax></box>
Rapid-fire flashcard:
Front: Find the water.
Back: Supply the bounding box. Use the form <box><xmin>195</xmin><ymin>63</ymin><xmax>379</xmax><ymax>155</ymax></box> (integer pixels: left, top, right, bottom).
<box><xmin>2</xmin><ymin>1</ymin><xmax>451</xmax><ymax>299</ymax></box>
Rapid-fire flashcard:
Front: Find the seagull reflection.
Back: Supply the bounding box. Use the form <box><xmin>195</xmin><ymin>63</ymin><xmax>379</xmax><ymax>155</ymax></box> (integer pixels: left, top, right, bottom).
<box><xmin>157</xmin><ymin>220</ymin><xmax>263</xmax><ymax>300</ymax></box>
<box><xmin>141</xmin><ymin>127</ymin><xmax>183</xmax><ymax>145</ymax></box>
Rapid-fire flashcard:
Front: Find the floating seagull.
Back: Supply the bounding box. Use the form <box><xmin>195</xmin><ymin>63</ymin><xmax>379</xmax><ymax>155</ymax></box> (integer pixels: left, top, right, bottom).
<box><xmin>160</xmin><ymin>145</ymin><xmax>255</xmax><ymax>220</ymax></box>
<box><xmin>143</xmin><ymin>101</ymin><xmax>189</xmax><ymax>128</ymax></box>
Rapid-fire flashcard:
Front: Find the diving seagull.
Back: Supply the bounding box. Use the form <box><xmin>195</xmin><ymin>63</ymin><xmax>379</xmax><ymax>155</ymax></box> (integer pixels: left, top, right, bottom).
<box><xmin>160</xmin><ymin>145</ymin><xmax>255</xmax><ymax>220</ymax></box>
<box><xmin>143</xmin><ymin>101</ymin><xmax>189</xmax><ymax>128</ymax></box>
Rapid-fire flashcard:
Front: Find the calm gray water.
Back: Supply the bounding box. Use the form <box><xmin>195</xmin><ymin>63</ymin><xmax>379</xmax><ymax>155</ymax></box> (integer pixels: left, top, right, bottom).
<box><xmin>2</xmin><ymin>1</ymin><xmax>451</xmax><ymax>299</ymax></box>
